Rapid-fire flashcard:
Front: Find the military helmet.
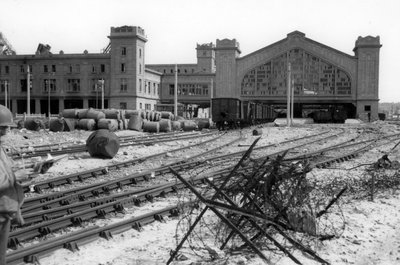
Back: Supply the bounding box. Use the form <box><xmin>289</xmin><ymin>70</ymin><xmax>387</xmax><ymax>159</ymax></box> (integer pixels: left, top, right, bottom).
<box><xmin>0</xmin><ymin>104</ymin><xmax>16</xmax><ymax>127</ymax></box>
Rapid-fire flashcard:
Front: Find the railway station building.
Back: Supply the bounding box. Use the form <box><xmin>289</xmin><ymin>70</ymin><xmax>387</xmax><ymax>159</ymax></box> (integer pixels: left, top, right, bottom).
<box><xmin>0</xmin><ymin>26</ymin><xmax>381</xmax><ymax>121</ymax></box>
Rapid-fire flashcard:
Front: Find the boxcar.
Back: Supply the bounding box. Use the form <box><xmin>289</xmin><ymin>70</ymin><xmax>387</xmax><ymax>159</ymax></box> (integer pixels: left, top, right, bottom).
<box><xmin>212</xmin><ymin>98</ymin><xmax>241</xmax><ymax>129</ymax></box>
<box><xmin>212</xmin><ymin>98</ymin><xmax>276</xmax><ymax>129</ymax></box>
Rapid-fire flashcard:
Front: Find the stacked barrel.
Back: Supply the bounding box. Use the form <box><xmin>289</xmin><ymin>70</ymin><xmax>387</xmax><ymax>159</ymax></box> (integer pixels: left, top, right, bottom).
<box><xmin>48</xmin><ymin>108</ymin><xmax>202</xmax><ymax>133</ymax></box>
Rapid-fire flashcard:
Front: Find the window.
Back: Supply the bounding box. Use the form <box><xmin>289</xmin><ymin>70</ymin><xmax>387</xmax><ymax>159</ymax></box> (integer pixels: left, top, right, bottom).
<box><xmin>91</xmin><ymin>79</ymin><xmax>99</xmax><ymax>92</ymax></box>
<box><xmin>140</xmin><ymin>103</ymin><xmax>142</xmax><ymax>109</ymax></box>
<box><xmin>43</xmin><ymin>79</ymin><xmax>56</xmax><ymax>93</ymax></box>
<box><xmin>20</xmin><ymin>79</ymin><xmax>33</xmax><ymax>92</ymax></box>
<box><xmin>69</xmin><ymin>65</ymin><xmax>73</xmax><ymax>73</ymax></box>
<box><xmin>139</xmin><ymin>79</ymin><xmax>142</xmax><ymax>92</ymax></box>
<box><xmin>139</xmin><ymin>63</ymin><xmax>142</xmax><ymax>74</ymax></box>
<box><xmin>157</xmin><ymin>84</ymin><xmax>159</xmax><ymax>95</ymax></box>
<box><xmin>139</xmin><ymin>49</ymin><xmax>142</xmax><ymax>58</ymax></box>
<box><xmin>0</xmin><ymin>80</ymin><xmax>9</xmax><ymax>92</ymax></box>
<box><xmin>148</xmin><ymin>82</ymin><xmax>151</xmax><ymax>94</ymax></box>
<box><xmin>153</xmin><ymin>83</ymin><xmax>156</xmax><ymax>95</ymax></box>
<box><xmin>203</xmin><ymin>85</ymin><xmax>208</xmax><ymax>95</ymax></box>
<box><xmin>5</xmin><ymin>66</ymin><xmax>9</xmax><ymax>74</ymax></box>
<box><xmin>20</xmin><ymin>65</ymin><xmax>25</xmax><ymax>73</ymax></box>
<box><xmin>364</xmin><ymin>105</ymin><xmax>371</xmax><ymax>111</ymax></box>
<box><xmin>145</xmin><ymin>103</ymin><xmax>151</xmax><ymax>110</ymax></box>
<box><xmin>67</xmin><ymin>79</ymin><xmax>80</xmax><ymax>92</ymax></box>
<box><xmin>92</xmin><ymin>65</ymin><xmax>96</xmax><ymax>73</ymax></box>
<box><xmin>120</xmin><ymin>78</ymin><xmax>127</xmax><ymax>92</ymax></box>
<box><xmin>169</xmin><ymin>84</ymin><xmax>174</xmax><ymax>95</ymax></box>
<box><xmin>101</xmin><ymin>64</ymin><xmax>105</xmax><ymax>73</ymax></box>
<box><xmin>121</xmin><ymin>63</ymin><xmax>125</xmax><ymax>73</ymax></box>
<box><xmin>44</xmin><ymin>65</ymin><xmax>48</xmax><ymax>73</ymax></box>
<box><xmin>120</xmin><ymin>102</ymin><xmax>127</xmax><ymax>110</ymax></box>
<box><xmin>51</xmin><ymin>65</ymin><xmax>56</xmax><ymax>73</ymax></box>
<box><xmin>121</xmin><ymin>47</ymin><xmax>126</xmax><ymax>56</ymax></box>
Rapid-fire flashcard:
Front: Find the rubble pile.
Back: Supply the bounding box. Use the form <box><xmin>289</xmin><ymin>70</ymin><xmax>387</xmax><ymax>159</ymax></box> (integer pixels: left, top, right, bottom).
<box><xmin>170</xmin><ymin>138</ymin><xmax>347</xmax><ymax>264</ymax></box>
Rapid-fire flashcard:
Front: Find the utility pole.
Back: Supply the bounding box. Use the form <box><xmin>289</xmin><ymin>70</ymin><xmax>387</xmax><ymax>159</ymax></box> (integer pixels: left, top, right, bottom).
<box><xmin>101</xmin><ymin>79</ymin><xmax>104</xmax><ymax>110</ymax></box>
<box><xmin>209</xmin><ymin>78</ymin><xmax>213</xmax><ymax>119</ymax></box>
<box><xmin>27</xmin><ymin>65</ymin><xmax>31</xmax><ymax>115</ymax></box>
<box><xmin>291</xmin><ymin>78</ymin><xmax>294</xmax><ymax>126</ymax></box>
<box><xmin>48</xmin><ymin>78</ymin><xmax>51</xmax><ymax>118</ymax></box>
<box><xmin>174</xmin><ymin>64</ymin><xmax>178</xmax><ymax>118</ymax></box>
<box><xmin>4</xmin><ymin>80</ymin><xmax>7</xmax><ymax>109</ymax></box>
<box><xmin>286</xmin><ymin>62</ymin><xmax>291</xmax><ymax>127</ymax></box>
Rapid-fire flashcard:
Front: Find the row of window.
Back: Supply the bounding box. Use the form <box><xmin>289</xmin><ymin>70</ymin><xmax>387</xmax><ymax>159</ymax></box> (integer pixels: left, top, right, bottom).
<box><xmin>241</xmin><ymin>49</ymin><xmax>352</xmax><ymax>97</ymax></box>
<box><xmin>1</xmin><ymin>78</ymin><xmax>160</xmax><ymax>95</ymax></box>
<box><xmin>138</xmin><ymin>79</ymin><xmax>160</xmax><ymax>95</ymax></box>
<box><xmin>162</xmin><ymin>68</ymin><xmax>201</xmax><ymax>74</ymax></box>
<box><xmin>0</xmin><ymin>64</ymin><xmax>107</xmax><ymax>75</ymax></box>
<box><xmin>118</xmin><ymin>102</ymin><xmax>152</xmax><ymax>111</ymax></box>
<box><xmin>168</xmin><ymin>84</ymin><xmax>209</xmax><ymax>95</ymax></box>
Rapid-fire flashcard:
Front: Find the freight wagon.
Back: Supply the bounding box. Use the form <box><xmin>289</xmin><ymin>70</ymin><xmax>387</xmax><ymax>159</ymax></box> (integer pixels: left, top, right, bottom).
<box><xmin>212</xmin><ymin>98</ymin><xmax>276</xmax><ymax>130</ymax></box>
<box><xmin>311</xmin><ymin>106</ymin><xmax>347</xmax><ymax>123</ymax></box>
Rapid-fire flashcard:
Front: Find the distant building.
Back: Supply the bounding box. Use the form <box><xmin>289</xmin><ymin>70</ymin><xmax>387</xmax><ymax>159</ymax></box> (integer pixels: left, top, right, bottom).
<box><xmin>0</xmin><ymin>26</ymin><xmax>160</xmax><ymax>114</ymax></box>
<box><xmin>0</xmin><ymin>26</ymin><xmax>381</xmax><ymax>121</ymax></box>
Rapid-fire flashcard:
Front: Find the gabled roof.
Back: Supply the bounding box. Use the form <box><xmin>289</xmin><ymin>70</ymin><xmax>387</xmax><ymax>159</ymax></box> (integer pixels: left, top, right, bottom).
<box><xmin>239</xmin><ymin>31</ymin><xmax>355</xmax><ymax>61</ymax></box>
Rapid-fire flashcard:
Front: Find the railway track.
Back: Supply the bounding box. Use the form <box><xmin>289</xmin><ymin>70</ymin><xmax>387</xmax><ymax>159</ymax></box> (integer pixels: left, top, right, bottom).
<box><xmin>8</xmin><ymin>131</ymin><xmax>215</xmax><ymax>159</ymax></box>
<box><xmin>7</xmin><ymin>126</ymin><xmax>398</xmax><ymax>264</ymax></box>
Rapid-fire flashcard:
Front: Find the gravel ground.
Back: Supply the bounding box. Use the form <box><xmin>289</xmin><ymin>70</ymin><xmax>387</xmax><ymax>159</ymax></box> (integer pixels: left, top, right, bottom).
<box><xmin>3</xmin><ymin>121</ymin><xmax>400</xmax><ymax>265</ymax></box>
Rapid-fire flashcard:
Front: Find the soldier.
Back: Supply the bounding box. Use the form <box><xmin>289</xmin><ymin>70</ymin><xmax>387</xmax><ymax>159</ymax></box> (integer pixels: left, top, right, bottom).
<box><xmin>0</xmin><ymin>105</ymin><xmax>32</xmax><ymax>265</ymax></box>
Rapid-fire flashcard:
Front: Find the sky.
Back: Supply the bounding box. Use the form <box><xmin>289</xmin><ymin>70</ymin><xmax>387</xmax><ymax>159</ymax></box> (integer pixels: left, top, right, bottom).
<box><xmin>1</xmin><ymin>0</ymin><xmax>399</xmax><ymax>102</ymax></box>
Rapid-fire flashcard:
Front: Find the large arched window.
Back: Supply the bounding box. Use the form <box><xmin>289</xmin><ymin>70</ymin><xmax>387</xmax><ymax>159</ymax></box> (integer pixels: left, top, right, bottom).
<box><xmin>241</xmin><ymin>49</ymin><xmax>351</xmax><ymax>97</ymax></box>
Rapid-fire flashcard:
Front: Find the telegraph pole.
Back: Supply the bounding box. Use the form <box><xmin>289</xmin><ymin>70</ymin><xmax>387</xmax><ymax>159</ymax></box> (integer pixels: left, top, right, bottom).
<box><xmin>209</xmin><ymin>78</ymin><xmax>213</xmax><ymax>119</ymax></box>
<box><xmin>101</xmin><ymin>79</ymin><xmax>104</xmax><ymax>110</ymax></box>
<box><xmin>27</xmin><ymin>65</ymin><xmax>31</xmax><ymax>115</ymax></box>
<box><xmin>174</xmin><ymin>64</ymin><xmax>178</xmax><ymax>117</ymax></box>
<box><xmin>291</xmin><ymin>78</ymin><xmax>294</xmax><ymax>126</ymax></box>
<box><xmin>286</xmin><ymin>63</ymin><xmax>291</xmax><ymax>127</ymax></box>
<box><xmin>4</xmin><ymin>80</ymin><xmax>7</xmax><ymax>109</ymax></box>
<box><xmin>48</xmin><ymin>79</ymin><xmax>51</xmax><ymax>118</ymax></box>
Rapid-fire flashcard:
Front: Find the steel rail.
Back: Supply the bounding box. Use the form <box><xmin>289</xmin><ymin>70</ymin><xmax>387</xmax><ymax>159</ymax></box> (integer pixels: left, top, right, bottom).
<box><xmin>6</xmin><ymin>128</ymin><xmax>396</xmax><ymax>263</ymax></box>
<box><xmin>20</xmin><ymin>131</ymin><xmax>222</xmax><ymax>194</ymax></box>
<box><xmin>6</xmin><ymin>130</ymin><xmax>379</xmax><ymax>262</ymax></box>
<box><xmin>21</xmin><ymin>129</ymin><xmax>340</xmax><ymax>216</ymax></box>
<box><xmin>21</xmin><ymin>133</ymin><xmax>242</xmax><ymax>211</ymax></box>
<box><xmin>10</xmin><ymin>131</ymin><xmax>216</xmax><ymax>159</ymax></box>
<box><xmin>11</xmin><ymin>131</ymin><xmax>201</xmax><ymax>153</ymax></box>
<box><xmin>21</xmin><ymin>128</ymin><xmax>336</xmax><ymax>210</ymax></box>
<box><xmin>284</xmin><ymin>132</ymin><xmax>400</xmax><ymax>164</ymax></box>
<box><xmin>21</xmin><ymin>129</ymin><xmax>339</xmax><ymax>213</ymax></box>
<box><xmin>7</xmin><ymin>203</ymin><xmax>190</xmax><ymax>265</ymax></box>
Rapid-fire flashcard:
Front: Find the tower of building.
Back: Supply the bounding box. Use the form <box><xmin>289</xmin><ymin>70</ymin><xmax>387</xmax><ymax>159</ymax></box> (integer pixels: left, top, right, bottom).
<box><xmin>353</xmin><ymin>35</ymin><xmax>382</xmax><ymax>120</ymax></box>
<box><xmin>108</xmin><ymin>26</ymin><xmax>147</xmax><ymax>109</ymax></box>
<box><xmin>196</xmin><ymin>43</ymin><xmax>215</xmax><ymax>73</ymax></box>
<box><xmin>214</xmin><ymin>39</ymin><xmax>241</xmax><ymax>98</ymax></box>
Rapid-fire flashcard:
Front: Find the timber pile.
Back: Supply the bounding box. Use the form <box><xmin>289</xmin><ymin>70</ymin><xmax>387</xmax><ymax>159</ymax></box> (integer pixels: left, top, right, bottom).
<box><xmin>169</xmin><ymin>138</ymin><xmax>348</xmax><ymax>264</ymax></box>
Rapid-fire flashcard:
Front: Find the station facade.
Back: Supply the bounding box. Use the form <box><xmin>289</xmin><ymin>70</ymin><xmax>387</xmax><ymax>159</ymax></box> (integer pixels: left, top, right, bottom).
<box><xmin>0</xmin><ymin>26</ymin><xmax>381</xmax><ymax>120</ymax></box>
